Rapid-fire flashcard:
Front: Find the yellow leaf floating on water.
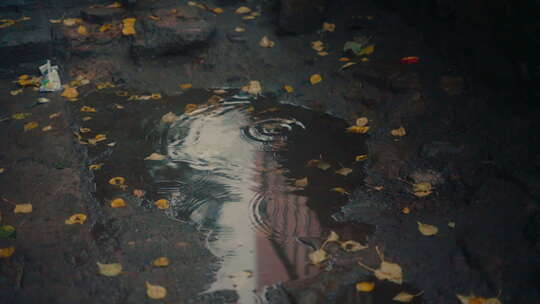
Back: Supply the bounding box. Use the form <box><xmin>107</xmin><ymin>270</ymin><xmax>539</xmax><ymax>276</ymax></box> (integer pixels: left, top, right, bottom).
<box><xmin>122</xmin><ymin>18</ymin><xmax>136</xmax><ymax>35</ymax></box>
<box><xmin>145</xmin><ymin>153</ymin><xmax>167</xmax><ymax>161</ymax></box>
<box><xmin>346</xmin><ymin>126</ymin><xmax>370</xmax><ymax>134</ymax></box>
<box><xmin>358</xmin><ymin>247</ymin><xmax>403</xmax><ymax>284</ymax></box>
<box><xmin>12</xmin><ymin>113</ymin><xmax>31</xmax><ymax>120</ymax></box>
<box><xmin>295</xmin><ymin>177</ymin><xmax>308</xmax><ymax>188</ymax></box>
<box><xmin>331</xmin><ymin>187</ymin><xmax>350</xmax><ymax>195</ymax></box>
<box><xmin>152</xmin><ymin>257</ymin><xmax>170</xmax><ymax>267</ymax></box>
<box><xmin>310</xmin><ymin>74</ymin><xmax>322</xmax><ymax>85</ymax></box>
<box><xmin>154</xmin><ymin>199</ymin><xmax>170</xmax><ymax>209</ymax></box>
<box><xmin>308</xmin><ymin>249</ymin><xmax>328</xmax><ymax>265</ymax></box>
<box><xmin>259</xmin><ymin>36</ymin><xmax>276</xmax><ymax>48</ymax></box>
<box><xmin>65</xmin><ymin>213</ymin><xmax>87</xmax><ymax>225</ymax></box>
<box><xmin>283</xmin><ymin>85</ymin><xmax>294</xmax><ymax>93</ymax></box>
<box><xmin>89</xmin><ymin>163</ymin><xmax>103</xmax><ymax>170</ymax></box>
<box><xmin>110</xmin><ymin>198</ymin><xmax>126</xmax><ymax>208</ymax></box>
<box><xmin>0</xmin><ymin>247</ymin><xmax>15</xmax><ymax>258</ymax></box>
<box><xmin>355</xmin><ymin>154</ymin><xmax>368</xmax><ymax>161</ymax></box>
<box><xmin>356</xmin><ymin>282</ymin><xmax>375</xmax><ymax>292</ymax></box>
<box><xmin>413</xmin><ymin>182</ymin><xmax>433</xmax><ymax>197</ymax></box>
<box><xmin>358</xmin><ymin>44</ymin><xmax>375</xmax><ymax>56</ymax></box>
<box><xmin>341</xmin><ymin>240</ymin><xmax>368</xmax><ymax>252</ymax></box>
<box><xmin>77</xmin><ymin>25</ymin><xmax>88</xmax><ymax>35</ymax></box>
<box><xmin>417</xmin><ymin>222</ymin><xmax>438</xmax><ymax>236</ymax></box>
<box><xmin>61</xmin><ymin>86</ymin><xmax>79</xmax><ymax>99</ymax></box>
<box><xmin>322</xmin><ymin>22</ymin><xmax>335</xmax><ymax>32</ymax></box>
<box><xmin>393</xmin><ymin>291</ymin><xmax>423</xmax><ymax>303</ymax></box>
<box><xmin>335</xmin><ymin>167</ymin><xmax>353</xmax><ymax>176</ymax></box>
<box><xmin>42</xmin><ymin>125</ymin><xmax>53</xmax><ymax>132</ymax></box>
<box><xmin>306</xmin><ymin>159</ymin><xmax>331</xmax><ymax>170</ymax></box>
<box><xmin>311</xmin><ymin>41</ymin><xmax>324</xmax><ymax>52</ymax></box>
<box><xmin>179</xmin><ymin>83</ymin><xmax>192</xmax><ymax>90</ymax></box>
<box><xmin>81</xmin><ymin>106</ymin><xmax>97</xmax><ymax>112</ymax></box>
<box><xmin>109</xmin><ymin>177</ymin><xmax>126</xmax><ymax>186</ymax></box>
<box><xmin>235</xmin><ymin>6</ymin><xmax>252</xmax><ymax>14</ymax></box>
<box><xmin>24</xmin><ymin>121</ymin><xmax>38</xmax><ymax>132</ymax></box>
<box><xmin>14</xmin><ymin>204</ymin><xmax>32</xmax><ymax>213</ymax></box>
<box><xmin>97</xmin><ymin>262</ymin><xmax>122</xmax><ymax>277</ymax></box>
<box><xmin>391</xmin><ymin>126</ymin><xmax>406</xmax><ymax>137</ymax></box>
<box><xmin>146</xmin><ymin>282</ymin><xmax>167</xmax><ymax>299</ymax></box>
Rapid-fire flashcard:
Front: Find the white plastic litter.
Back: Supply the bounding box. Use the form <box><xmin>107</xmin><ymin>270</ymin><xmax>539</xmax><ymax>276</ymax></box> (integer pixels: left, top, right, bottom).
<box><xmin>39</xmin><ymin>60</ymin><xmax>61</xmax><ymax>92</ymax></box>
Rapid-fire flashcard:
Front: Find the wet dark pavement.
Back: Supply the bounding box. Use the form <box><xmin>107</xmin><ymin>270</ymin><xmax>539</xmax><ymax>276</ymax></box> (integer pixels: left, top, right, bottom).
<box><xmin>2</xmin><ymin>0</ymin><xmax>540</xmax><ymax>304</ymax></box>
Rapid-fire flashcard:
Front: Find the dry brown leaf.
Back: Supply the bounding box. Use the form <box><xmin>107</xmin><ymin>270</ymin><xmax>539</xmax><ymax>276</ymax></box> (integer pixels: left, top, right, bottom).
<box><xmin>295</xmin><ymin>177</ymin><xmax>308</xmax><ymax>187</ymax></box>
<box><xmin>152</xmin><ymin>257</ymin><xmax>170</xmax><ymax>267</ymax></box>
<box><xmin>391</xmin><ymin>126</ymin><xmax>406</xmax><ymax>137</ymax></box>
<box><xmin>151</xmin><ymin>93</ymin><xmax>162</xmax><ymax>99</ymax></box>
<box><xmin>356</xmin><ymin>282</ymin><xmax>375</xmax><ymax>292</ymax></box>
<box><xmin>154</xmin><ymin>199</ymin><xmax>170</xmax><ymax>209</ymax></box>
<box><xmin>145</xmin><ymin>153</ymin><xmax>167</xmax><ymax>161</ymax></box>
<box><xmin>346</xmin><ymin>125</ymin><xmax>370</xmax><ymax>134</ymax></box>
<box><xmin>161</xmin><ymin>112</ymin><xmax>179</xmax><ymax>123</ymax></box>
<box><xmin>335</xmin><ymin>167</ymin><xmax>353</xmax><ymax>176</ymax></box>
<box><xmin>259</xmin><ymin>36</ymin><xmax>275</xmax><ymax>48</ymax></box>
<box><xmin>308</xmin><ymin>249</ymin><xmax>328</xmax><ymax>265</ymax></box>
<box><xmin>331</xmin><ymin>187</ymin><xmax>350</xmax><ymax>195</ymax></box>
<box><xmin>356</xmin><ymin>117</ymin><xmax>369</xmax><ymax>127</ymax></box>
<box><xmin>417</xmin><ymin>222</ymin><xmax>438</xmax><ymax>236</ymax></box>
<box><xmin>65</xmin><ymin>213</ymin><xmax>87</xmax><ymax>225</ymax></box>
<box><xmin>146</xmin><ymin>282</ymin><xmax>167</xmax><ymax>299</ymax></box>
<box><xmin>355</xmin><ymin>154</ymin><xmax>368</xmax><ymax>161</ymax></box>
<box><xmin>0</xmin><ymin>247</ymin><xmax>15</xmax><ymax>258</ymax></box>
<box><xmin>341</xmin><ymin>240</ymin><xmax>368</xmax><ymax>252</ymax></box>
<box><xmin>110</xmin><ymin>198</ymin><xmax>126</xmax><ymax>208</ymax></box>
<box><xmin>96</xmin><ymin>82</ymin><xmax>115</xmax><ymax>90</ymax></box>
<box><xmin>322</xmin><ymin>22</ymin><xmax>336</xmax><ymax>32</ymax></box>
<box><xmin>14</xmin><ymin>204</ymin><xmax>32</xmax><ymax>213</ymax></box>
<box><xmin>311</xmin><ymin>41</ymin><xmax>324</xmax><ymax>52</ymax></box>
<box><xmin>310</xmin><ymin>74</ymin><xmax>322</xmax><ymax>85</ymax></box>
<box><xmin>413</xmin><ymin>182</ymin><xmax>433</xmax><ymax>197</ymax></box>
<box><xmin>97</xmin><ymin>262</ymin><xmax>122</xmax><ymax>276</ymax></box>
<box><xmin>235</xmin><ymin>6</ymin><xmax>251</xmax><ymax>14</ymax></box>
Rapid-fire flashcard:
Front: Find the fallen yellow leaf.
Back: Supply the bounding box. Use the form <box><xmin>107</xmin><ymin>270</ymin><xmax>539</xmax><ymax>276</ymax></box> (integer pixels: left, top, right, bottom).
<box><xmin>259</xmin><ymin>36</ymin><xmax>275</xmax><ymax>48</ymax></box>
<box><xmin>311</xmin><ymin>41</ymin><xmax>324</xmax><ymax>52</ymax></box>
<box><xmin>116</xmin><ymin>90</ymin><xmax>129</xmax><ymax>96</ymax></box>
<box><xmin>107</xmin><ymin>1</ymin><xmax>122</xmax><ymax>8</ymax></box>
<box><xmin>356</xmin><ymin>282</ymin><xmax>375</xmax><ymax>292</ymax></box>
<box><xmin>42</xmin><ymin>125</ymin><xmax>53</xmax><ymax>132</ymax></box>
<box><xmin>49</xmin><ymin>19</ymin><xmax>62</xmax><ymax>24</ymax></box>
<box><xmin>97</xmin><ymin>262</ymin><xmax>122</xmax><ymax>276</ymax></box>
<box><xmin>308</xmin><ymin>249</ymin><xmax>328</xmax><ymax>265</ymax></box>
<box><xmin>456</xmin><ymin>294</ymin><xmax>501</xmax><ymax>304</ymax></box>
<box><xmin>152</xmin><ymin>257</ymin><xmax>170</xmax><ymax>267</ymax></box>
<box><xmin>79</xmin><ymin>127</ymin><xmax>91</xmax><ymax>133</ymax></box>
<box><xmin>0</xmin><ymin>168</ymin><xmax>4</xmax><ymax>174</ymax></box>
<box><xmin>65</xmin><ymin>213</ymin><xmax>87</xmax><ymax>225</ymax></box>
<box><xmin>413</xmin><ymin>182</ymin><xmax>432</xmax><ymax>197</ymax></box>
<box><xmin>99</xmin><ymin>24</ymin><xmax>112</xmax><ymax>32</ymax></box>
<box><xmin>322</xmin><ymin>22</ymin><xmax>335</xmax><ymax>32</ymax></box>
<box><xmin>339</xmin><ymin>57</ymin><xmax>350</xmax><ymax>62</ymax></box>
<box><xmin>235</xmin><ymin>6</ymin><xmax>251</xmax><ymax>14</ymax></box>
<box><xmin>151</xmin><ymin>93</ymin><xmax>162</xmax><ymax>99</ymax></box>
<box><xmin>326</xmin><ymin>231</ymin><xmax>340</xmax><ymax>243</ymax></box>
<box><xmin>393</xmin><ymin>291</ymin><xmax>423</xmax><ymax>303</ymax></box>
<box><xmin>402</xmin><ymin>207</ymin><xmax>411</xmax><ymax>214</ymax></box>
<box><xmin>96</xmin><ymin>82</ymin><xmax>115</xmax><ymax>90</ymax></box>
<box><xmin>212</xmin><ymin>7</ymin><xmax>224</xmax><ymax>14</ymax></box>
<box><xmin>341</xmin><ymin>240</ymin><xmax>368</xmax><ymax>252</ymax></box>
<box><xmin>331</xmin><ymin>187</ymin><xmax>350</xmax><ymax>195</ymax></box>
<box><xmin>283</xmin><ymin>85</ymin><xmax>294</xmax><ymax>93</ymax></box>
<box><xmin>185</xmin><ymin>104</ymin><xmax>198</xmax><ymax>113</ymax></box>
<box><xmin>358</xmin><ymin>44</ymin><xmax>375</xmax><ymax>56</ymax></box>
<box><xmin>234</xmin><ymin>26</ymin><xmax>245</xmax><ymax>32</ymax></box>
<box><xmin>133</xmin><ymin>189</ymin><xmax>145</xmax><ymax>198</ymax></box>
<box><xmin>63</xmin><ymin>18</ymin><xmax>82</xmax><ymax>26</ymax></box>
<box><xmin>89</xmin><ymin>163</ymin><xmax>103</xmax><ymax>170</ymax></box>
<box><xmin>162</xmin><ymin>112</ymin><xmax>179</xmax><ymax>123</ymax></box>
<box><xmin>310</xmin><ymin>74</ymin><xmax>322</xmax><ymax>85</ymax></box>
<box><xmin>154</xmin><ymin>199</ymin><xmax>170</xmax><ymax>209</ymax></box>
<box><xmin>14</xmin><ymin>204</ymin><xmax>32</xmax><ymax>213</ymax></box>
<box><xmin>122</xmin><ymin>18</ymin><xmax>136</xmax><ymax>35</ymax></box>
<box><xmin>335</xmin><ymin>167</ymin><xmax>353</xmax><ymax>176</ymax></box>
<box><xmin>358</xmin><ymin>248</ymin><xmax>403</xmax><ymax>284</ymax></box>
<box><xmin>110</xmin><ymin>198</ymin><xmax>127</xmax><ymax>208</ymax></box>
<box><xmin>391</xmin><ymin>126</ymin><xmax>406</xmax><ymax>137</ymax></box>
<box><xmin>81</xmin><ymin>106</ymin><xmax>97</xmax><ymax>112</ymax></box>
<box><xmin>12</xmin><ymin>113</ymin><xmax>31</xmax><ymax>120</ymax></box>
<box><xmin>109</xmin><ymin>177</ymin><xmax>126</xmax><ymax>186</ymax></box>
<box><xmin>355</xmin><ymin>154</ymin><xmax>368</xmax><ymax>161</ymax></box>
<box><xmin>242</xmin><ymin>80</ymin><xmax>262</xmax><ymax>95</ymax></box>
<box><xmin>10</xmin><ymin>89</ymin><xmax>23</xmax><ymax>96</ymax></box>
<box><xmin>417</xmin><ymin>222</ymin><xmax>438</xmax><ymax>236</ymax></box>
<box><xmin>77</xmin><ymin>25</ymin><xmax>88</xmax><ymax>35</ymax></box>
<box><xmin>0</xmin><ymin>247</ymin><xmax>15</xmax><ymax>258</ymax></box>
<box><xmin>88</xmin><ymin>134</ymin><xmax>107</xmax><ymax>145</ymax></box>
<box><xmin>145</xmin><ymin>153</ymin><xmax>167</xmax><ymax>161</ymax></box>
<box><xmin>356</xmin><ymin>117</ymin><xmax>369</xmax><ymax>127</ymax></box>
<box><xmin>242</xmin><ymin>15</ymin><xmax>256</xmax><ymax>20</ymax></box>
<box><xmin>49</xmin><ymin>112</ymin><xmax>61</xmax><ymax>119</ymax></box>
<box><xmin>61</xmin><ymin>86</ymin><xmax>79</xmax><ymax>99</ymax></box>
<box><xmin>346</xmin><ymin>125</ymin><xmax>370</xmax><ymax>134</ymax></box>
<box><xmin>317</xmin><ymin>51</ymin><xmax>329</xmax><ymax>56</ymax></box>
<box><xmin>341</xmin><ymin>62</ymin><xmax>357</xmax><ymax>70</ymax></box>
<box><xmin>146</xmin><ymin>282</ymin><xmax>167</xmax><ymax>299</ymax></box>
<box><xmin>448</xmin><ymin>221</ymin><xmax>456</xmax><ymax>228</ymax></box>
<box><xmin>294</xmin><ymin>177</ymin><xmax>308</xmax><ymax>187</ymax></box>
<box><xmin>24</xmin><ymin>121</ymin><xmax>38</xmax><ymax>132</ymax></box>
<box><xmin>148</xmin><ymin>15</ymin><xmax>161</xmax><ymax>21</ymax></box>
<box><xmin>179</xmin><ymin>83</ymin><xmax>192</xmax><ymax>90</ymax></box>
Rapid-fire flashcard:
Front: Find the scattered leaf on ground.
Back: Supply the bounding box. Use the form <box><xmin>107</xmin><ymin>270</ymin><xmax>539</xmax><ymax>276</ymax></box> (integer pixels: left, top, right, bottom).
<box><xmin>308</xmin><ymin>249</ymin><xmax>328</xmax><ymax>265</ymax></box>
<box><xmin>358</xmin><ymin>248</ymin><xmax>403</xmax><ymax>284</ymax></box>
<box><xmin>295</xmin><ymin>177</ymin><xmax>308</xmax><ymax>187</ymax></box>
<box><xmin>10</xmin><ymin>89</ymin><xmax>23</xmax><ymax>96</ymax></box>
<box><xmin>417</xmin><ymin>222</ymin><xmax>438</xmax><ymax>236</ymax></box>
<box><xmin>413</xmin><ymin>182</ymin><xmax>433</xmax><ymax>197</ymax></box>
<box><xmin>107</xmin><ymin>1</ymin><xmax>122</xmax><ymax>8</ymax></box>
<box><xmin>0</xmin><ymin>225</ymin><xmax>15</xmax><ymax>238</ymax></box>
<box><xmin>242</xmin><ymin>80</ymin><xmax>262</xmax><ymax>95</ymax></box>
<box><xmin>185</xmin><ymin>104</ymin><xmax>198</xmax><ymax>113</ymax></box>
<box><xmin>61</xmin><ymin>86</ymin><xmax>79</xmax><ymax>99</ymax></box>
<box><xmin>133</xmin><ymin>189</ymin><xmax>145</xmax><ymax>198</ymax></box>
<box><xmin>448</xmin><ymin>221</ymin><xmax>456</xmax><ymax>228</ymax></box>
<box><xmin>391</xmin><ymin>126</ymin><xmax>406</xmax><ymax>137</ymax></box>
<box><xmin>96</xmin><ymin>82</ymin><xmax>115</xmax><ymax>90</ymax></box>
<box><xmin>0</xmin><ymin>247</ymin><xmax>15</xmax><ymax>258</ymax></box>
<box><xmin>65</xmin><ymin>213</ymin><xmax>87</xmax><ymax>225</ymax></box>
<box><xmin>110</xmin><ymin>198</ymin><xmax>127</xmax><ymax>208</ymax></box>
<box><xmin>42</xmin><ymin>125</ymin><xmax>53</xmax><ymax>132</ymax></box>
<box><xmin>339</xmin><ymin>57</ymin><xmax>350</xmax><ymax>62</ymax></box>
<box><xmin>322</xmin><ymin>22</ymin><xmax>335</xmax><ymax>32</ymax></box>
<box><xmin>259</xmin><ymin>36</ymin><xmax>275</xmax><ymax>48</ymax></box>
<box><xmin>151</xmin><ymin>93</ymin><xmax>162</xmax><ymax>99</ymax></box>
<box><xmin>152</xmin><ymin>257</ymin><xmax>170</xmax><ymax>267</ymax></box>
<box><xmin>341</xmin><ymin>240</ymin><xmax>368</xmax><ymax>252</ymax></box>
<box><xmin>49</xmin><ymin>112</ymin><xmax>61</xmax><ymax>119</ymax></box>
<box><xmin>154</xmin><ymin>199</ymin><xmax>170</xmax><ymax>209</ymax></box>
<box><xmin>77</xmin><ymin>25</ymin><xmax>88</xmax><ymax>35</ymax></box>
<box><xmin>99</xmin><ymin>23</ymin><xmax>112</xmax><ymax>32</ymax></box>
<box><xmin>88</xmin><ymin>134</ymin><xmax>107</xmax><ymax>145</ymax></box>
<box><xmin>402</xmin><ymin>207</ymin><xmax>411</xmax><ymax>214</ymax></box>
<box><xmin>97</xmin><ymin>262</ymin><xmax>122</xmax><ymax>276</ymax></box>
<box><xmin>63</xmin><ymin>18</ymin><xmax>82</xmax><ymax>26</ymax></box>
<box><xmin>109</xmin><ymin>177</ymin><xmax>126</xmax><ymax>186</ymax></box>
<box><xmin>234</xmin><ymin>26</ymin><xmax>245</xmax><ymax>32</ymax></box>
<box><xmin>212</xmin><ymin>7</ymin><xmax>223</xmax><ymax>14</ymax></box>
<box><xmin>326</xmin><ymin>231</ymin><xmax>340</xmax><ymax>243</ymax></box>
<box><xmin>122</xmin><ymin>18</ymin><xmax>136</xmax><ymax>35</ymax></box>
<box><xmin>317</xmin><ymin>51</ymin><xmax>329</xmax><ymax>56</ymax></box>
<box><xmin>50</xmin><ymin>19</ymin><xmax>62</xmax><ymax>24</ymax></box>
<box><xmin>81</xmin><ymin>106</ymin><xmax>97</xmax><ymax>112</ymax></box>
<box><xmin>341</xmin><ymin>62</ymin><xmax>357</xmax><ymax>70</ymax></box>
<box><xmin>356</xmin><ymin>282</ymin><xmax>375</xmax><ymax>292</ymax></box>
<box><xmin>393</xmin><ymin>291</ymin><xmax>423</xmax><ymax>303</ymax></box>
<box><xmin>346</xmin><ymin>125</ymin><xmax>370</xmax><ymax>134</ymax></box>
<box><xmin>12</xmin><ymin>113</ymin><xmax>31</xmax><ymax>120</ymax></box>
<box><xmin>146</xmin><ymin>282</ymin><xmax>167</xmax><ymax>299</ymax></box>
<box><xmin>145</xmin><ymin>153</ymin><xmax>167</xmax><ymax>161</ymax></box>
<box><xmin>162</xmin><ymin>112</ymin><xmax>179</xmax><ymax>123</ymax></box>
<box><xmin>89</xmin><ymin>163</ymin><xmax>103</xmax><ymax>170</ymax></box>
<box><xmin>235</xmin><ymin>6</ymin><xmax>251</xmax><ymax>14</ymax></box>
<box><xmin>24</xmin><ymin>121</ymin><xmax>38</xmax><ymax>132</ymax></box>
<box><xmin>356</xmin><ymin>117</ymin><xmax>369</xmax><ymax>127</ymax></box>
<box><xmin>0</xmin><ymin>168</ymin><xmax>4</xmax><ymax>174</ymax></box>
<box><xmin>358</xmin><ymin>44</ymin><xmax>375</xmax><ymax>56</ymax></box>
<box><xmin>331</xmin><ymin>187</ymin><xmax>350</xmax><ymax>195</ymax></box>
<box><xmin>179</xmin><ymin>83</ymin><xmax>192</xmax><ymax>90</ymax></box>
<box><xmin>310</xmin><ymin>74</ymin><xmax>322</xmax><ymax>85</ymax></box>
<box><xmin>456</xmin><ymin>294</ymin><xmax>501</xmax><ymax>304</ymax></box>
<box><xmin>355</xmin><ymin>155</ymin><xmax>368</xmax><ymax>161</ymax></box>
<box><xmin>14</xmin><ymin>204</ymin><xmax>32</xmax><ymax>213</ymax></box>
<box><xmin>79</xmin><ymin>127</ymin><xmax>91</xmax><ymax>133</ymax></box>
<box><xmin>335</xmin><ymin>167</ymin><xmax>353</xmax><ymax>176</ymax></box>
<box><xmin>283</xmin><ymin>85</ymin><xmax>294</xmax><ymax>93</ymax></box>
<box><xmin>311</xmin><ymin>41</ymin><xmax>324</xmax><ymax>52</ymax></box>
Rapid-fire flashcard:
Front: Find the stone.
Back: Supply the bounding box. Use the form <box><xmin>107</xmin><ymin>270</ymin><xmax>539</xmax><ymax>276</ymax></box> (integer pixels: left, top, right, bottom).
<box><xmin>80</xmin><ymin>7</ymin><xmax>127</xmax><ymax>24</ymax></box>
<box><xmin>278</xmin><ymin>0</ymin><xmax>328</xmax><ymax>34</ymax></box>
<box><xmin>131</xmin><ymin>14</ymin><xmax>215</xmax><ymax>58</ymax></box>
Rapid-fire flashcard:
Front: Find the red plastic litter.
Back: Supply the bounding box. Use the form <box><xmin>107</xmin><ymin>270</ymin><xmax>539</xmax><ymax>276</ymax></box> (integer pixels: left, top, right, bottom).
<box><xmin>400</xmin><ymin>56</ymin><xmax>420</xmax><ymax>64</ymax></box>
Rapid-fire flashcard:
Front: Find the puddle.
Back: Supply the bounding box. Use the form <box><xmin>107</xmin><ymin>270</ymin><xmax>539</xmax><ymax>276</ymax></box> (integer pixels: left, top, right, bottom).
<box><xmin>76</xmin><ymin>89</ymin><xmax>371</xmax><ymax>302</ymax></box>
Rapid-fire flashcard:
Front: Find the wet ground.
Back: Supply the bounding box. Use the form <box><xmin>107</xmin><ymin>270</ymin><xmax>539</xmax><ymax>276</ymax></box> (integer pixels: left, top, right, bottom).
<box><xmin>1</xmin><ymin>0</ymin><xmax>540</xmax><ymax>303</ymax></box>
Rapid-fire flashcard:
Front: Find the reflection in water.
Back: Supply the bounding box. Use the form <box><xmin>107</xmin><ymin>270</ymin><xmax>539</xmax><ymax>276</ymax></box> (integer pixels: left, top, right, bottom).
<box><xmin>146</xmin><ymin>98</ymin><xmax>354</xmax><ymax>303</ymax></box>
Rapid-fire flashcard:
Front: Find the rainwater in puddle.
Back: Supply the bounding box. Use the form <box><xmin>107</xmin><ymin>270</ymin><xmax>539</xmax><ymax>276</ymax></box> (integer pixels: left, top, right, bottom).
<box><xmin>79</xmin><ymin>89</ymin><xmax>371</xmax><ymax>303</ymax></box>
